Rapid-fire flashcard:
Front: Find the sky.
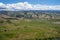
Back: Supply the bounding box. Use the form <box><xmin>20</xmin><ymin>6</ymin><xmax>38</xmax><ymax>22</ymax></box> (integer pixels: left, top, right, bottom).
<box><xmin>0</xmin><ymin>0</ymin><xmax>60</xmax><ymax>10</ymax></box>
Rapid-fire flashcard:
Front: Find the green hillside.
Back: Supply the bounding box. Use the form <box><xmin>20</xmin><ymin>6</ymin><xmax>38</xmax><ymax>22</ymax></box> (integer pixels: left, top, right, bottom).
<box><xmin>0</xmin><ymin>19</ymin><xmax>60</xmax><ymax>40</ymax></box>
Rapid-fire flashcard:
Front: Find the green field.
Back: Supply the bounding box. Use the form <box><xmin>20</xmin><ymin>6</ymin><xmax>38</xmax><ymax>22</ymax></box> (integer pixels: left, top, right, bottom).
<box><xmin>0</xmin><ymin>19</ymin><xmax>60</xmax><ymax>40</ymax></box>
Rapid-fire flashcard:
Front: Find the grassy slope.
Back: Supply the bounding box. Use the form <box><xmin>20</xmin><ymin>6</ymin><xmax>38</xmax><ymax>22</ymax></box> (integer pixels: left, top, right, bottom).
<box><xmin>0</xmin><ymin>19</ymin><xmax>60</xmax><ymax>40</ymax></box>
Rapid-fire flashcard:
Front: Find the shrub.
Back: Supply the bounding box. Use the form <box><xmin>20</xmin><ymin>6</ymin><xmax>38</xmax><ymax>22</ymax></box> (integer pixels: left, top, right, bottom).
<box><xmin>6</xmin><ymin>20</ymin><xmax>11</xmax><ymax>23</ymax></box>
<box><xmin>0</xmin><ymin>20</ymin><xmax>4</xmax><ymax>23</ymax></box>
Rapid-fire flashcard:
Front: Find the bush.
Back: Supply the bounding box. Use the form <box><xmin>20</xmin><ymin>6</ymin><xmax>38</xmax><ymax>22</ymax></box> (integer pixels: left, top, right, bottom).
<box><xmin>0</xmin><ymin>20</ymin><xmax>4</xmax><ymax>23</ymax></box>
<box><xmin>6</xmin><ymin>20</ymin><xmax>11</xmax><ymax>23</ymax></box>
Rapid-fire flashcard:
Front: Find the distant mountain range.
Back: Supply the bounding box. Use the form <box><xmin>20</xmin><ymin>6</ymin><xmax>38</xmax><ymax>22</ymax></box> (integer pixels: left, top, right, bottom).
<box><xmin>0</xmin><ymin>7</ymin><xmax>60</xmax><ymax>20</ymax></box>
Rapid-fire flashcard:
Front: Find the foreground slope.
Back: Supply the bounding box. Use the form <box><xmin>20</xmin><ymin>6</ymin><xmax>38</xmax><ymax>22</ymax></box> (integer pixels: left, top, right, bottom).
<box><xmin>0</xmin><ymin>19</ymin><xmax>60</xmax><ymax>40</ymax></box>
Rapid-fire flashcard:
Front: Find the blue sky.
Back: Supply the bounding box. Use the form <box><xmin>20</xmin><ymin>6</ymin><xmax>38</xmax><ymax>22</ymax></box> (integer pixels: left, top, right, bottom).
<box><xmin>0</xmin><ymin>0</ymin><xmax>60</xmax><ymax>10</ymax></box>
<box><xmin>0</xmin><ymin>0</ymin><xmax>60</xmax><ymax>5</ymax></box>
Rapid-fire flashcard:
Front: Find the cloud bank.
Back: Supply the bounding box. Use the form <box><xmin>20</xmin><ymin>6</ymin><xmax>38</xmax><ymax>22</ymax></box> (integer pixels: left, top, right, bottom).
<box><xmin>0</xmin><ymin>2</ymin><xmax>60</xmax><ymax>11</ymax></box>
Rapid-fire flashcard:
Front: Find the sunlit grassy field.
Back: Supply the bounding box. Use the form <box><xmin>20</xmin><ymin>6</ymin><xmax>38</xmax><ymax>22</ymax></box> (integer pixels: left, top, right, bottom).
<box><xmin>0</xmin><ymin>19</ymin><xmax>60</xmax><ymax>40</ymax></box>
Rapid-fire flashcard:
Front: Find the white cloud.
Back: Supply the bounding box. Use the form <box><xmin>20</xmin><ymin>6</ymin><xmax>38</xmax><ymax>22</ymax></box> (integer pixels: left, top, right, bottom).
<box><xmin>0</xmin><ymin>3</ymin><xmax>6</xmax><ymax>8</ymax></box>
<box><xmin>0</xmin><ymin>2</ymin><xmax>60</xmax><ymax>10</ymax></box>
